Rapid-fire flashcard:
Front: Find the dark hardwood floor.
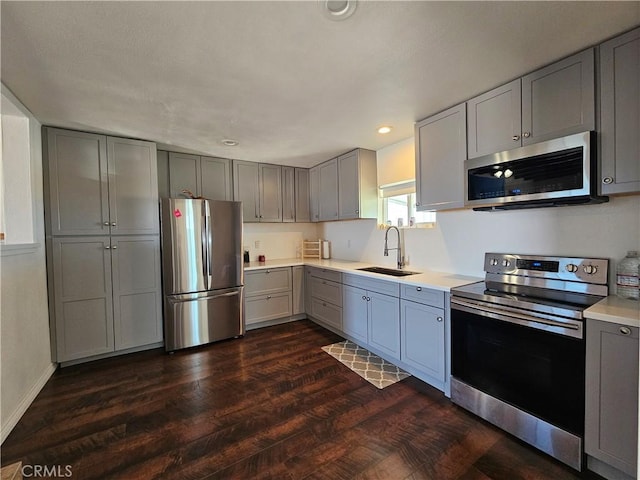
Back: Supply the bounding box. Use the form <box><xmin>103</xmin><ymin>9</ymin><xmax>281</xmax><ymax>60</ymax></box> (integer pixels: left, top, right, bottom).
<box><xmin>2</xmin><ymin>320</ymin><xmax>602</xmax><ymax>479</ymax></box>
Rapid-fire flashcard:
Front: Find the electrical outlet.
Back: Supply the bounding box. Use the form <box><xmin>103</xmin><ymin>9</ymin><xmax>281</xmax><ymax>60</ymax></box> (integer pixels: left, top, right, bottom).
<box><xmin>254</xmin><ymin>240</ymin><xmax>260</xmax><ymax>249</ymax></box>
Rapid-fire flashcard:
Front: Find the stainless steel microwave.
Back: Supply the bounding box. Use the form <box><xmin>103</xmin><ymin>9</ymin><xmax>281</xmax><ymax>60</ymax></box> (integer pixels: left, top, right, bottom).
<box><xmin>464</xmin><ymin>131</ymin><xmax>608</xmax><ymax>210</ymax></box>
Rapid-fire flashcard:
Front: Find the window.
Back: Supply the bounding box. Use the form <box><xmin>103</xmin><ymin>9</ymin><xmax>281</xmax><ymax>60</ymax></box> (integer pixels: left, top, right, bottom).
<box><xmin>379</xmin><ymin>181</ymin><xmax>436</xmax><ymax>228</ymax></box>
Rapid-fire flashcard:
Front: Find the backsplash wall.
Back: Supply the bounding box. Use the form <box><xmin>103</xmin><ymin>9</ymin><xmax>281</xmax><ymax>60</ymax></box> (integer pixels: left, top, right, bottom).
<box><xmin>321</xmin><ymin>195</ymin><xmax>640</xmax><ymax>287</ymax></box>
<box><xmin>243</xmin><ymin>222</ymin><xmax>320</xmax><ymax>261</ymax></box>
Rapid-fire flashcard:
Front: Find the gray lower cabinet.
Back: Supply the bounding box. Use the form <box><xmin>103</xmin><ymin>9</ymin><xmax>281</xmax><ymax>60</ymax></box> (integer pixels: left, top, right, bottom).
<box><xmin>292</xmin><ymin>266</ymin><xmax>305</xmax><ymax>315</ymax></box>
<box><xmin>342</xmin><ymin>284</ymin><xmax>369</xmax><ymax>343</ymax></box>
<box><xmin>367</xmin><ymin>291</ymin><xmax>400</xmax><ymax>360</ymax></box>
<box><xmin>585</xmin><ymin>319</ymin><xmax>639</xmax><ymax>479</ymax></box>
<box><xmin>168</xmin><ymin>152</ymin><xmax>232</xmax><ymax>201</ymax></box>
<box><xmin>600</xmin><ymin>27</ymin><xmax>640</xmax><ymax>195</ymax></box>
<box><xmin>49</xmin><ymin>235</ymin><xmax>162</xmax><ymax>363</ymax></box>
<box><xmin>306</xmin><ymin>267</ymin><xmax>343</xmax><ymax>330</ymax></box>
<box><xmin>43</xmin><ymin>128</ymin><xmax>159</xmax><ymax>236</ymax></box>
<box><xmin>415</xmin><ymin>103</ymin><xmax>467</xmax><ymax>211</ymax></box>
<box><xmin>295</xmin><ymin>168</ymin><xmax>311</xmax><ymax>223</ymax></box>
<box><xmin>400</xmin><ymin>299</ymin><xmax>445</xmax><ymax>382</ymax></box>
<box><xmin>244</xmin><ymin>267</ymin><xmax>292</xmax><ymax>326</ymax></box>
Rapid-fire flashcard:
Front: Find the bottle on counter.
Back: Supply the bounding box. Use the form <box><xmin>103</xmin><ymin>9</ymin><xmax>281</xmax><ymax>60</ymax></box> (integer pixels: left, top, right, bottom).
<box><xmin>616</xmin><ymin>251</ymin><xmax>639</xmax><ymax>300</ymax></box>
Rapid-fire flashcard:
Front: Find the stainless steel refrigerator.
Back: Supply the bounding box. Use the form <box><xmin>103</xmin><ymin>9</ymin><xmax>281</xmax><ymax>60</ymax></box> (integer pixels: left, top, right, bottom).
<box><xmin>160</xmin><ymin>198</ymin><xmax>244</xmax><ymax>351</ymax></box>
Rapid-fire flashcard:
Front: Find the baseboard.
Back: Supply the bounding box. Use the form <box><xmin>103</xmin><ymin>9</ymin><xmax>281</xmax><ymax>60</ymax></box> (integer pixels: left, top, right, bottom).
<box><xmin>1</xmin><ymin>362</ymin><xmax>57</xmax><ymax>444</ymax></box>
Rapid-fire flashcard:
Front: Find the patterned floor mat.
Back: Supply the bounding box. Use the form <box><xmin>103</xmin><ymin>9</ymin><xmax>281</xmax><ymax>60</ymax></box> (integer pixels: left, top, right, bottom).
<box><xmin>321</xmin><ymin>340</ymin><xmax>411</xmax><ymax>389</ymax></box>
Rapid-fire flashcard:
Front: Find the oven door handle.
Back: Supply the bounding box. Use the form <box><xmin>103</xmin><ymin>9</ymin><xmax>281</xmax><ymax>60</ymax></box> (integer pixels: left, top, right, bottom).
<box><xmin>451</xmin><ymin>297</ymin><xmax>583</xmax><ymax>339</ymax></box>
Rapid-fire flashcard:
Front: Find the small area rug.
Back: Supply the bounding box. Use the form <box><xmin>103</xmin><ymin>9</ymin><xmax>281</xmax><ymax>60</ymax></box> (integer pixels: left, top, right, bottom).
<box><xmin>321</xmin><ymin>340</ymin><xmax>410</xmax><ymax>389</ymax></box>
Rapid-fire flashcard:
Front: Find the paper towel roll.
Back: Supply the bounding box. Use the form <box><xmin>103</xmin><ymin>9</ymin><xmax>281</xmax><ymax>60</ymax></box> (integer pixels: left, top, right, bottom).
<box><xmin>321</xmin><ymin>241</ymin><xmax>331</xmax><ymax>259</ymax></box>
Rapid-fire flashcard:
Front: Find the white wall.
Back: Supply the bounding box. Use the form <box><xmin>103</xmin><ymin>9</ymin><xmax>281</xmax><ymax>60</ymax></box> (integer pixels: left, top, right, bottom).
<box><xmin>0</xmin><ymin>87</ymin><xmax>55</xmax><ymax>443</ymax></box>
<box><xmin>243</xmin><ymin>222</ymin><xmax>320</xmax><ymax>261</ymax></box>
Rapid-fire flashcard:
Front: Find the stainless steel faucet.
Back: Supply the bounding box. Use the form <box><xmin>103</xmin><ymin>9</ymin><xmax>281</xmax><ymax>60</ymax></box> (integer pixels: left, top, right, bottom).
<box><xmin>384</xmin><ymin>226</ymin><xmax>404</xmax><ymax>269</ymax></box>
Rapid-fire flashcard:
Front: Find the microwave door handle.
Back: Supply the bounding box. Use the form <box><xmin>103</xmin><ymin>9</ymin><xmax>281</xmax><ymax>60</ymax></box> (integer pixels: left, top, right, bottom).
<box><xmin>450</xmin><ymin>298</ymin><xmax>582</xmax><ymax>338</ymax></box>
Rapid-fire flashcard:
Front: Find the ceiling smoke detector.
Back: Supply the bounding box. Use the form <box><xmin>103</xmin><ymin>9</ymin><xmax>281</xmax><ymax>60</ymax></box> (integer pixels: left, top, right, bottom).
<box><xmin>221</xmin><ymin>139</ymin><xmax>239</xmax><ymax>147</ymax></box>
<box><xmin>321</xmin><ymin>0</ymin><xmax>357</xmax><ymax>21</ymax></box>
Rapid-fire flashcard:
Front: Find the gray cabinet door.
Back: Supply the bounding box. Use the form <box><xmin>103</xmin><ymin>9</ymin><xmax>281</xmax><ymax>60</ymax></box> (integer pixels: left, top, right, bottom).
<box><xmin>318</xmin><ymin>159</ymin><xmax>339</xmax><ymax>221</ymax></box>
<box><xmin>233</xmin><ymin>160</ymin><xmax>260</xmax><ymax>223</ymax></box>
<box><xmin>585</xmin><ymin>319</ymin><xmax>639</xmax><ymax>477</ymax></box>
<box><xmin>368</xmin><ymin>291</ymin><xmax>400</xmax><ymax>360</ymax></box>
<box><xmin>400</xmin><ymin>300</ymin><xmax>445</xmax><ymax>381</ymax></box>
<box><xmin>111</xmin><ymin>235</ymin><xmax>163</xmax><ymax>350</ymax></box>
<box><xmin>467</xmin><ymin>79</ymin><xmax>522</xmax><ymax>158</ymax></box>
<box><xmin>304</xmin><ymin>267</ymin><xmax>314</xmax><ymax>315</ymax></box>
<box><xmin>342</xmin><ymin>284</ymin><xmax>368</xmax><ymax>344</ymax></box>
<box><xmin>600</xmin><ymin>27</ymin><xmax>640</xmax><ymax>195</ymax></box>
<box><xmin>415</xmin><ymin>103</ymin><xmax>467</xmax><ymax>211</ymax></box>
<box><xmin>200</xmin><ymin>156</ymin><xmax>232</xmax><ymax>200</ymax></box>
<box><xmin>107</xmin><ymin>137</ymin><xmax>159</xmax><ymax>235</ymax></box>
<box><xmin>259</xmin><ymin>164</ymin><xmax>282</xmax><ymax>222</ymax></box>
<box><xmin>338</xmin><ymin>150</ymin><xmax>360</xmax><ymax>220</ymax></box>
<box><xmin>44</xmin><ymin>128</ymin><xmax>109</xmax><ymax>236</ymax></box>
<box><xmin>292</xmin><ymin>266</ymin><xmax>305</xmax><ymax>315</ymax></box>
<box><xmin>157</xmin><ymin>150</ymin><xmax>170</xmax><ymax>199</ymax></box>
<box><xmin>169</xmin><ymin>152</ymin><xmax>200</xmax><ymax>198</ymax></box>
<box><xmin>522</xmin><ymin>48</ymin><xmax>595</xmax><ymax>145</ymax></box>
<box><xmin>281</xmin><ymin>166</ymin><xmax>296</xmax><ymax>223</ymax></box>
<box><xmin>51</xmin><ymin>237</ymin><xmax>114</xmax><ymax>362</ymax></box>
<box><xmin>309</xmin><ymin>166</ymin><xmax>320</xmax><ymax>222</ymax></box>
<box><xmin>295</xmin><ymin>168</ymin><xmax>310</xmax><ymax>222</ymax></box>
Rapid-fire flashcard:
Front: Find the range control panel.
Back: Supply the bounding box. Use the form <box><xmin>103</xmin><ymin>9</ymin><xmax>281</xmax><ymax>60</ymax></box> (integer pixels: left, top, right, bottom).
<box><xmin>484</xmin><ymin>253</ymin><xmax>609</xmax><ymax>285</ymax></box>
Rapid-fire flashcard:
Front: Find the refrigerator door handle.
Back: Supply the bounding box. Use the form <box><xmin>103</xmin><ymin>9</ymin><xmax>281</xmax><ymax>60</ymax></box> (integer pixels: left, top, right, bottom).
<box><xmin>204</xmin><ymin>201</ymin><xmax>213</xmax><ymax>286</ymax></box>
<box><xmin>168</xmin><ymin>290</ymin><xmax>241</xmax><ymax>303</ymax></box>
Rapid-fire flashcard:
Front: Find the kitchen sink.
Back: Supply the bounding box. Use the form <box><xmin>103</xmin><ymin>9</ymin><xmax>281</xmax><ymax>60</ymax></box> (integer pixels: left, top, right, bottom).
<box><xmin>357</xmin><ymin>266</ymin><xmax>420</xmax><ymax>277</ymax></box>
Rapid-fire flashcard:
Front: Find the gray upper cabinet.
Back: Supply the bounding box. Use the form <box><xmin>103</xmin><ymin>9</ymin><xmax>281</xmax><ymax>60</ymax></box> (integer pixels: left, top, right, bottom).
<box><xmin>233</xmin><ymin>160</ymin><xmax>282</xmax><ymax>222</ymax></box>
<box><xmin>200</xmin><ymin>156</ymin><xmax>232</xmax><ymax>201</ymax></box>
<box><xmin>168</xmin><ymin>152</ymin><xmax>232</xmax><ymax>201</ymax></box>
<box><xmin>318</xmin><ymin>158</ymin><xmax>339</xmax><ymax>221</ymax></box>
<box><xmin>157</xmin><ymin>150</ymin><xmax>170</xmax><ymax>198</ymax></box>
<box><xmin>467</xmin><ymin>79</ymin><xmax>522</xmax><ymax>158</ymax></box>
<box><xmin>44</xmin><ymin>128</ymin><xmax>159</xmax><ymax>236</ymax></box>
<box><xmin>233</xmin><ymin>160</ymin><xmax>260</xmax><ymax>222</ymax></box>
<box><xmin>107</xmin><ymin>137</ymin><xmax>159</xmax><ymax>236</ymax></box>
<box><xmin>259</xmin><ymin>164</ymin><xmax>283</xmax><ymax>222</ymax></box>
<box><xmin>309</xmin><ymin>166</ymin><xmax>320</xmax><ymax>222</ymax></box>
<box><xmin>600</xmin><ymin>27</ymin><xmax>640</xmax><ymax>195</ymax></box>
<box><xmin>169</xmin><ymin>152</ymin><xmax>200</xmax><ymax>198</ymax></box>
<box><xmin>521</xmin><ymin>48</ymin><xmax>595</xmax><ymax>145</ymax></box>
<box><xmin>585</xmin><ymin>319</ymin><xmax>638</xmax><ymax>478</ymax></box>
<box><xmin>467</xmin><ymin>48</ymin><xmax>595</xmax><ymax>158</ymax></box>
<box><xmin>281</xmin><ymin>166</ymin><xmax>296</xmax><ymax>223</ymax></box>
<box><xmin>415</xmin><ymin>103</ymin><xmax>467</xmax><ymax>211</ymax></box>
<box><xmin>337</xmin><ymin>149</ymin><xmax>377</xmax><ymax>220</ymax></box>
<box><xmin>295</xmin><ymin>168</ymin><xmax>311</xmax><ymax>222</ymax></box>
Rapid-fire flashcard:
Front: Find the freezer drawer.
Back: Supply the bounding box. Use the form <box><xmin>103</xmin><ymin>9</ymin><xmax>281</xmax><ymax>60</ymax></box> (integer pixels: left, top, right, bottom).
<box><xmin>164</xmin><ymin>287</ymin><xmax>244</xmax><ymax>351</ymax></box>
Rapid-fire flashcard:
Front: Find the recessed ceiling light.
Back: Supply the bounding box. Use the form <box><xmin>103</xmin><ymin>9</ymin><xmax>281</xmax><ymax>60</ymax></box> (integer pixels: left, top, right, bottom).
<box><xmin>321</xmin><ymin>0</ymin><xmax>357</xmax><ymax>21</ymax></box>
<box><xmin>222</xmin><ymin>139</ymin><xmax>239</xmax><ymax>147</ymax></box>
<box><xmin>377</xmin><ymin>126</ymin><xmax>392</xmax><ymax>134</ymax></box>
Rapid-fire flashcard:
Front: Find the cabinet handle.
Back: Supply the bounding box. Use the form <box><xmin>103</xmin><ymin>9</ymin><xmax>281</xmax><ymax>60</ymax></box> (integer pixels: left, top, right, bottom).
<box><xmin>104</xmin><ymin>245</ymin><xmax>111</xmax><ymax>250</ymax></box>
<box><xmin>103</xmin><ymin>222</ymin><xmax>110</xmax><ymax>226</ymax></box>
<box><xmin>523</xmin><ymin>132</ymin><xmax>531</xmax><ymax>138</ymax></box>
<box><xmin>111</xmin><ymin>245</ymin><xmax>117</xmax><ymax>250</ymax></box>
<box><xmin>266</xmin><ymin>295</ymin><xmax>272</xmax><ymax>300</ymax></box>
<box><xmin>602</xmin><ymin>176</ymin><xmax>614</xmax><ymax>185</ymax></box>
<box><xmin>355</xmin><ymin>209</ymin><xmax>359</xmax><ymax>214</ymax></box>
<box><xmin>437</xmin><ymin>317</ymin><xmax>443</xmax><ymax>322</ymax></box>
<box><xmin>362</xmin><ymin>295</ymin><xmax>366</xmax><ymax>300</ymax></box>
<box><xmin>111</xmin><ymin>222</ymin><xmax>116</xmax><ymax>226</ymax></box>
<box><xmin>416</xmin><ymin>287</ymin><xmax>422</xmax><ymax>292</ymax></box>
<box><xmin>266</xmin><ymin>270</ymin><xmax>270</xmax><ymax>274</ymax></box>
<box><xmin>512</xmin><ymin>135</ymin><xmax>520</xmax><ymax>141</ymax></box>
<box><xmin>322</xmin><ymin>280</ymin><xmax>327</xmax><ymax>285</ymax></box>
<box><xmin>366</xmin><ymin>297</ymin><xmax>371</xmax><ymax>301</ymax></box>
<box><xmin>416</xmin><ymin>202</ymin><xmax>420</xmax><ymax>207</ymax></box>
<box><xmin>322</xmin><ymin>302</ymin><xmax>327</xmax><ymax>307</ymax></box>
<box><xmin>620</xmin><ymin>326</ymin><xmax>631</xmax><ymax>335</ymax></box>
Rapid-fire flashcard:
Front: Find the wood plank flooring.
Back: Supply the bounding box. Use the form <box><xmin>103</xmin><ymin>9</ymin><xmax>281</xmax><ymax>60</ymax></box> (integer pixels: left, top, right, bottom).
<box><xmin>1</xmin><ymin>320</ymin><xmax>602</xmax><ymax>479</ymax></box>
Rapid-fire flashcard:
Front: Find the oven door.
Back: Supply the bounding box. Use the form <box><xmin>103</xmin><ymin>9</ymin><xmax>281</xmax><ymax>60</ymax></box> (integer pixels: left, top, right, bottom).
<box><xmin>451</xmin><ymin>298</ymin><xmax>585</xmax><ymax>436</ymax></box>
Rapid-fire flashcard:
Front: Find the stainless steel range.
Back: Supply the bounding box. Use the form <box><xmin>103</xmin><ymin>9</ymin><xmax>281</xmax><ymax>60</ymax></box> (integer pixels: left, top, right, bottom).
<box><xmin>450</xmin><ymin>253</ymin><xmax>609</xmax><ymax>471</ymax></box>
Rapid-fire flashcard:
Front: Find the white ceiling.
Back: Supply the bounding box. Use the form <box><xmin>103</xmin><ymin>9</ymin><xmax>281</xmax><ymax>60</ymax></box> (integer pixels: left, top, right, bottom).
<box><xmin>1</xmin><ymin>1</ymin><xmax>638</xmax><ymax>167</ymax></box>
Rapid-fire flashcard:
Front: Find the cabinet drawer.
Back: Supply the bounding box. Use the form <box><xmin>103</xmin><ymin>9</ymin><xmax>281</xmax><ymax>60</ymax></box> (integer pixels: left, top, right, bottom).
<box><xmin>400</xmin><ymin>284</ymin><xmax>444</xmax><ymax>308</ymax></box>
<box><xmin>311</xmin><ymin>297</ymin><xmax>342</xmax><ymax>330</ymax></box>
<box><xmin>308</xmin><ymin>266</ymin><xmax>342</xmax><ymax>283</ymax></box>
<box><xmin>311</xmin><ymin>277</ymin><xmax>342</xmax><ymax>306</ymax></box>
<box><xmin>245</xmin><ymin>292</ymin><xmax>292</xmax><ymax>325</ymax></box>
<box><xmin>245</xmin><ymin>267</ymin><xmax>291</xmax><ymax>296</ymax></box>
<box><xmin>343</xmin><ymin>273</ymin><xmax>399</xmax><ymax>297</ymax></box>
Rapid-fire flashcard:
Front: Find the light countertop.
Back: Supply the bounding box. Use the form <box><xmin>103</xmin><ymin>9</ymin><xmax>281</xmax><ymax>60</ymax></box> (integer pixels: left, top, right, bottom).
<box><xmin>244</xmin><ymin>257</ymin><xmax>482</xmax><ymax>292</ymax></box>
<box><xmin>584</xmin><ymin>295</ymin><xmax>640</xmax><ymax>328</ymax></box>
